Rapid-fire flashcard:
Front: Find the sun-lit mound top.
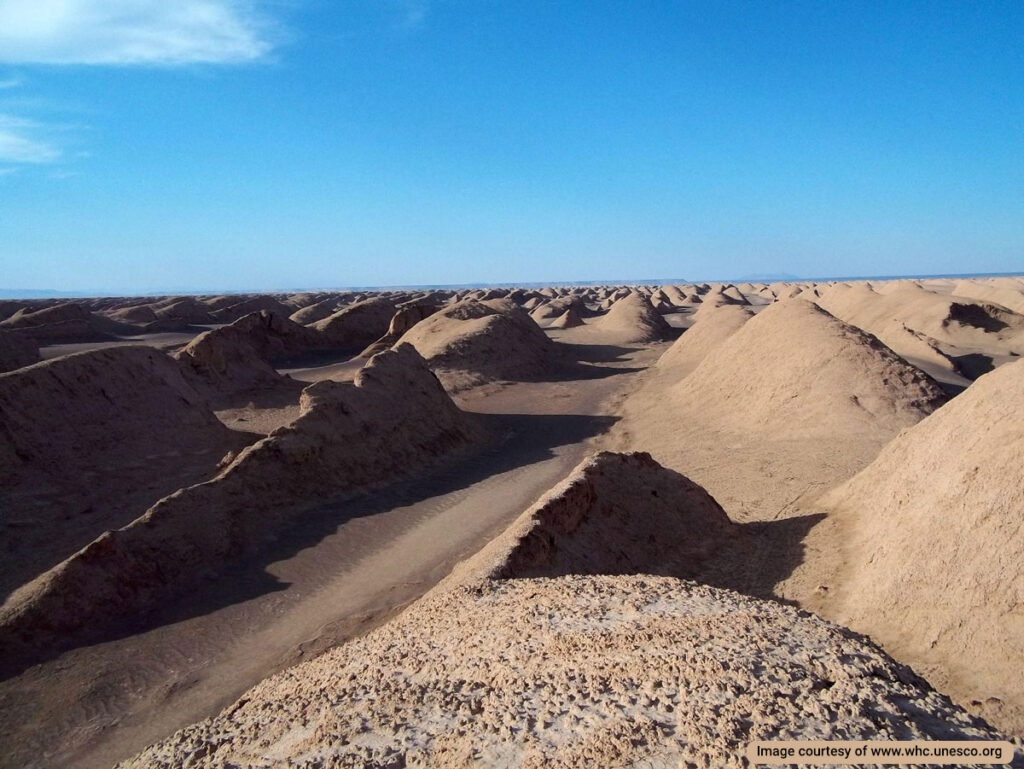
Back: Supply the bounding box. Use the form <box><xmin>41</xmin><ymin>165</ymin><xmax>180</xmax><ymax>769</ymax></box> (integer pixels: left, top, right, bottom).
<box><xmin>310</xmin><ymin>296</ymin><xmax>398</xmax><ymax>352</ymax></box>
<box><xmin>120</xmin><ymin>575</ymin><xmax>1005</xmax><ymax>768</ymax></box>
<box><xmin>528</xmin><ymin>296</ymin><xmax>585</xmax><ymax>323</ymax></box>
<box><xmin>209</xmin><ymin>295</ymin><xmax>292</xmax><ymax>323</ymax></box>
<box><xmin>703</xmin><ymin>283</ymin><xmax>750</xmax><ymax>308</ymax></box>
<box><xmin>149</xmin><ymin>297</ymin><xmax>215</xmax><ymax>324</ymax></box>
<box><xmin>288</xmin><ymin>297</ymin><xmax>340</xmax><ymax>325</ymax></box>
<box><xmin>395</xmin><ymin>298</ymin><xmax>557</xmax><ymax>390</ymax></box>
<box><xmin>0</xmin><ymin>301</ymin><xmax>92</xmax><ymax>328</ymax></box>
<box><xmin>951</xmin><ymin>277</ymin><xmax>1024</xmax><ymax>316</ymax></box>
<box><xmin>175</xmin><ymin>310</ymin><xmax>315</xmax><ymax>397</ymax></box>
<box><xmin>0</xmin><ymin>329</ymin><xmax>39</xmax><ymax>373</ymax></box>
<box><xmin>813</xmin><ymin>284</ymin><xmax>968</xmax><ymax>382</ymax></box>
<box><xmin>816</xmin><ymin>282</ymin><xmax>1024</xmax><ymax>361</ymax></box>
<box><xmin>0</xmin><ymin>302</ymin><xmax>131</xmax><ymax>342</ymax></box>
<box><xmin>106</xmin><ymin>304</ymin><xmax>159</xmax><ymax>324</ymax></box>
<box><xmin>657</xmin><ymin>303</ymin><xmax>754</xmax><ymax>377</ymax></box>
<box><xmin>817</xmin><ymin>356</ymin><xmax>1024</xmax><ymax>734</ymax></box>
<box><xmin>671</xmin><ymin>298</ymin><xmax>947</xmax><ymax>439</ymax></box>
<box><xmin>593</xmin><ymin>291</ymin><xmax>673</xmax><ymax>343</ymax></box>
<box><xmin>0</xmin><ymin>345</ymin><xmax>482</xmax><ymax>666</ymax></box>
<box><xmin>548</xmin><ymin>304</ymin><xmax>585</xmax><ymax>328</ymax></box>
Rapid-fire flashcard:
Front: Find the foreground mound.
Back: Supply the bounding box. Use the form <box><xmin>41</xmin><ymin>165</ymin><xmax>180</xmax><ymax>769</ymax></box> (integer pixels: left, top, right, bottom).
<box><xmin>0</xmin><ymin>347</ymin><xmax>240</xmax><ymax>596</ymax></box>
<box><xmin>0</xmin><ymin>345</ymin><xmax>482</xmax><ymax>664</ymax></box>
<box><xmin>466</xmin><ymin>451</ymin><xmax>734</xmax><ymax>581</ymax></box>
<box><xmin>657</xmin><ymin>303</ymin><xmax>753</xmax><ymax>377</ymax></box>
<box><xmin>121</xmin><ymin>451</ymin><xmax>1011</xmax><ymax>766</ymax></box>
<box><xmin>593</xmin><ymin>291</ymin><xmax>672</xmax><ymax>343</ymax></box>
<box><xmin>123</xmin><ymin>575</ymin><xmax>1003</xmax><ymax>768</ymax></box>
<box><xmin>817</xmin><ymin>357</ymin><xmax>1024</xmax><ymax>733</ymax></box>
<box><xmin>0</xmin><ymin>329</ymin><xmax>39</xmax><ymax>372</ymax></box>
<box><xmin>396</xmin><ymin>299</ymin><xmax>558</xmax><ymax>390</ymax></box>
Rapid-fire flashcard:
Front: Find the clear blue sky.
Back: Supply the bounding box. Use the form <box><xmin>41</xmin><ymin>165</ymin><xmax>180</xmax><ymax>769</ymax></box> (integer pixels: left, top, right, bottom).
<box><xmin>0</xmin><ymin>0</ymin><xmax>1021</xmax><ymax>292</ymax></box>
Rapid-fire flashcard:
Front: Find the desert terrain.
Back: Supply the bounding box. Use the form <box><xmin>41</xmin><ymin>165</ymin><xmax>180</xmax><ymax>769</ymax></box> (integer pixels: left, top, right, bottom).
<box><xmin>1</xmin><ymin>276</ymin><xmax>1023</xmax><ymax>767</ymax></box>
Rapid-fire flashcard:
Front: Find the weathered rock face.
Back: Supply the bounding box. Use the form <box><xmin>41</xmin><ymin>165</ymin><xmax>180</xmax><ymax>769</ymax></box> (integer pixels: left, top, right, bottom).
<box><xmin>466</xmin><ymin>452</ymin><xmax>734</xmax><ymax>582</ymax></box>
<box><xmin>396</xmin><ymin>299</ymin><xmax>559</xmax><ymax>390</ymax></box>
<box><xmin>0</xmin><ymin>346</ymin><xmax>224</xmax><ymax>488</ymax></box>
<box><xmin>0</xmin><ymin>346</ymin><xmax>241</xmax><ymax>597</ymax></box>
<box><xmin>818</xmin><ymin>356</ymin><xmax>1024</xmax><ymax>734</ymax></box>
<box><xmin>311</xmin><ymin>297</ymin><xmax>398</xmax><ymax>352</ymax></box>
<box><xmin>0</xmin><ymin>330</ymin><xmax>39</xmax><ymax>373</ymax></box>
<box><xmin>174</xmin><ymin>311</ymin><xmax>317</xmax><ymax>397</ymax></box>
<box><xmin>0</xmin><ymin>344</ymin><xmax>482</xmax><ymax>664</ymax></box>
<box><xmin>119</xmin><ymin>455</ymin><xmax>1009</xmax><ymax>768</ymax></box>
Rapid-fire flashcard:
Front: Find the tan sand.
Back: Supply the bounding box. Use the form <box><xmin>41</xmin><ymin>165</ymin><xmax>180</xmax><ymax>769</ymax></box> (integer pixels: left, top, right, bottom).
<box><xmin>4</xmin><ymin>277</ymin><xmax>1024</xmax><ymax>768</ymax></box>
<box><xmin>656</xmin><ymin>303</ymin><xmax>754</xmax><ymax>377</ymax></box>
<box><xmin>612</xmin><ymin>298</ymin><xmax>946</xmax><ymax>520</ymax></box>
<box><xmin>810</xmin><ymin>357</ymin><xmax>1024</xmax><ymax>734</ymax></box>
<box><xmin>0</xmin><ymin>346</ymin><xmax>250</xmax><ymax>599</ymax></box>
<box><xmin>589</xmin><ymin>290</ymin><xmax>673</xmax><ymax>344</ymax></box>
<box><xmin>121</xmin><ymin>452</ymin><xmax>1008</xmax><ymax>768</ymax></box>
<box><xmin>310</xmin><ymin>296</ymin><xmax>398</xmax><ymax>352</ymax></box>
<box><xmin>0</xmin><ymin>344</ymin><xmax>482</xmax><ymax>669</ymax></box>
<box><xmin>395</xmin><ymin>298</ymin><xmax>558</xmax><ymax>390</ymax></box>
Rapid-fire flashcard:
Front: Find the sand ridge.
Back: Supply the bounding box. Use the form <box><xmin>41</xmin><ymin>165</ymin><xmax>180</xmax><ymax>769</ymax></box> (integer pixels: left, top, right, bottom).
<box><xmin>0</xmin><ymin>344</ymin><xmax>483</xmax><ymax>670</ymax></box>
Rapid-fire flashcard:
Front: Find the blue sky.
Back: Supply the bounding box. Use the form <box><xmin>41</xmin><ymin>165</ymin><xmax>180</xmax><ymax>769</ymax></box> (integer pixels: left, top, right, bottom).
<box><xmin>0</xmin><ymin>0</ymin><xmax>1021</xmax><ymax>293</ymax></box>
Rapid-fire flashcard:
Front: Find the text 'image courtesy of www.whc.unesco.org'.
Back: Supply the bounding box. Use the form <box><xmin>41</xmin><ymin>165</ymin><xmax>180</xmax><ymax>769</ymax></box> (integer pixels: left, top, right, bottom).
<box><xmin>748</xmin><ymin>740</ymin><xmax>1016</xmax><ymax>765</ymax></box>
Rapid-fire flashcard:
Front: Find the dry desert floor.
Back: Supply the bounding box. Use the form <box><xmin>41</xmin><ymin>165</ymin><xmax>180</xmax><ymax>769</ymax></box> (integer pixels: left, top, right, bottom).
<box><xmin>1</xmin><ymin>277</ymin><xmax>1023</xmax><ymax>767</ymax></box>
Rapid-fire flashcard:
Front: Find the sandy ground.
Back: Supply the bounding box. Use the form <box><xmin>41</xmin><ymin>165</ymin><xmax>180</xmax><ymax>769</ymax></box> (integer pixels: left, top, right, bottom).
<box><xmin>0</xmin><ymin>332</ymin><xmax>664</xmax><ymax>769</ymax></box>
<box><xmin>3</xmin><ymin>277</ymin><xmax>1024</xmax><ymax>767</ymax></box>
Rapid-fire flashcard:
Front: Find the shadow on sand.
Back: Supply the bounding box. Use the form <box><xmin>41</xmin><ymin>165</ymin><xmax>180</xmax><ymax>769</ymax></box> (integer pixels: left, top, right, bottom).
<box><xmin>0</xmin><ymin>410</ymin><xmax>619</xmax><ymax>679</ymax></box>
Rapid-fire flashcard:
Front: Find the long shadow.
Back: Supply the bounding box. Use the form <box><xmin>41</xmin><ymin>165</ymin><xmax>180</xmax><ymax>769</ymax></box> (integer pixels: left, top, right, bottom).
<box><xmin>713</xmin><ymin>514</ymin><xmax>827</xmax><ymax>604</ymax></box>
<box><xmin>490</xmin><ymin>455</ymin><xmax>826</xmax><ymax>606</ymax></box>
<box><xmin>0</xmin><ymin>411</ymin><xmax>619</xmax><ymax>679</ymax></box>
<box><xmin>207</xmin><ymin>378</ymin><xmax>309</xmax><ymax>410</ymax></box>
<box><xmin>950</xmin><ymin>352</ymin><xmax>995</xmax><ymax>380</ymax></box>
<box><xmin>553</xmin><ymin>341</ymin><xmax>642</xmax><ymax>364</ymax></box>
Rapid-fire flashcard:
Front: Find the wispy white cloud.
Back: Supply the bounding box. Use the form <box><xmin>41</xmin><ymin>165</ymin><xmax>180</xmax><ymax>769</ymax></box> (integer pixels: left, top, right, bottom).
<box><xmin>0</xmin><ymin>0</ymin><xmax>279</xmax><ymax>66</ymax></box>
<box><xmin>398</xmin><ymin>1</ymin><xmax>429</xmax><ymax>30</ymax></box>
<box><xmin>0</xmin><ymin>76</ymin><xmax>22</xmax><ymax>89</ymax></box>
<box><xmin>0</xmin><ymin>114</ymin><xmax>61</xmax><ymax>163</ymax></box>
